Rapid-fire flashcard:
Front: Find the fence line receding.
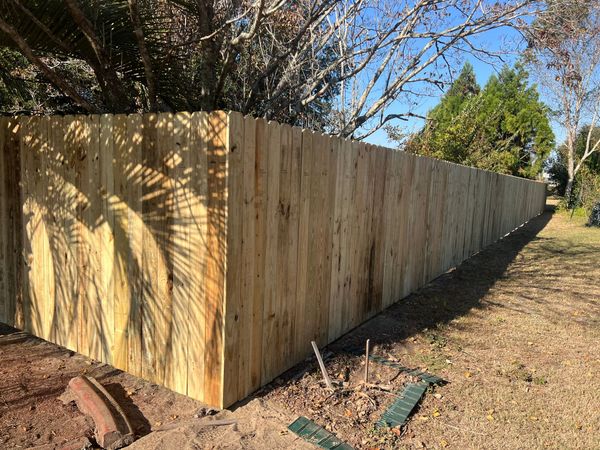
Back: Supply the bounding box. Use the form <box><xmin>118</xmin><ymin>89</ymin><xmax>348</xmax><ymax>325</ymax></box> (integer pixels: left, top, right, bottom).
<box><xmin>0</xmin><ymin>112</ymin><xmax>546</xmax><ymax>408</ymax></box>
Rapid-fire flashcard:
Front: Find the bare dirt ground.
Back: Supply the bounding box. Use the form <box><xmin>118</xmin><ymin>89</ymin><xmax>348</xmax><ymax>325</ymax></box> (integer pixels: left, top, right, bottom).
<box><xmin>259</xmin><ymin>205</ymin><xmax>600</xmax><ymax>449</ymax></box>
<box><xmin>0</xmin><ymin>325</ymin><xmax>205</xmax><ymax>449</ymax></box>
<box><xmin>0</xmin><ymin>327</ymin><xmax>310</xmax><ymax>449</ymax></box>
<box><xmin>1</xmin><ymin>204</ymin><xmax>599</xmax><ymax>450</ymax></box>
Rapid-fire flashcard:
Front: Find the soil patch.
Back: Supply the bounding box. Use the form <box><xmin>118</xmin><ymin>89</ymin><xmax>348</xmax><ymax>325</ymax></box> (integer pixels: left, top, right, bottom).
<box><xmin>0</xmin><ymin>326</ymin><xmax>202</xmax><ymax>449</ymax></box>
<box><xmin>260</xmin><ymin>207</ymin><xmax>600</xmax><ymax>449</ymax></box>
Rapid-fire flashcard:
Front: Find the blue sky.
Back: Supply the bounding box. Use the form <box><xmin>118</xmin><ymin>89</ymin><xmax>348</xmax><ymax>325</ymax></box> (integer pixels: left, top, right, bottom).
<box><xmin>364</xmin><ymin>25</ymin><xmax>565</xmax><ymax>149</ymax></box>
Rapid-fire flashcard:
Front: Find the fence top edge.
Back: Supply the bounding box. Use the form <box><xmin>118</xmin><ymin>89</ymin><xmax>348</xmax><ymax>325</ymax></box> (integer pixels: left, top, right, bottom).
<box><xmin>4</xmin><ymin>110</ymin><xmax>548</xmax><ymax>187</ymax></box>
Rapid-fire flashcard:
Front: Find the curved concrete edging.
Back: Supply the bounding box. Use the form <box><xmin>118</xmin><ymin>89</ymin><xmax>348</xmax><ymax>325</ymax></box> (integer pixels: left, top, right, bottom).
<box><xmin>68</xmin><ymin>376</ymin><xmax>134</xmax><ymax>449</ymax></box>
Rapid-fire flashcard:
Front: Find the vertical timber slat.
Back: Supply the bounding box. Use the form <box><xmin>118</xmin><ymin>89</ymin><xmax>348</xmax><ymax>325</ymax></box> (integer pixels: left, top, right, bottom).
<box><xmin>0</xmin><ymin>112</ymin><xmax>546</xmax><ymax>410</ymax></box>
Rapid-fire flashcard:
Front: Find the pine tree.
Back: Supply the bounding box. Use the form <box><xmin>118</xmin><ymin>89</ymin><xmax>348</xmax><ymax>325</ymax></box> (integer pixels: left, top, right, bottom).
<box><xmin>400</xmin><ymin>63</ymin><xmax>554</xmax><ymax>179</ymax></box>
<box><xmin>414</xmin><ymin>63</ymin><xmax>481</xmax><ymax>161</ymax></box>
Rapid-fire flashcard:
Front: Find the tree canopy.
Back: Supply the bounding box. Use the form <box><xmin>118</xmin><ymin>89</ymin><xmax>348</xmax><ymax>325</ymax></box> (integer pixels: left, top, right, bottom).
<box><xmin>0</xmin><ymin>0</ymin><xmax>536</xmax><ymax>137</ymax></box>
<box><xmin>393</xmin><ymin>64</ymin><xmax>554</xmax><ymax>179</ymax></box>
<box><xmin>522</xmin><ymin>0</ymin><xmax>600</xmax><ymax>197</ymax></box>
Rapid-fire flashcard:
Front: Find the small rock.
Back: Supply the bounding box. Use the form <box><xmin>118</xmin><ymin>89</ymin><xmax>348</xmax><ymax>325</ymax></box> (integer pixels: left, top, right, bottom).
<box><xmin>194</xmin><ymin>407</ymin><xmax>219</xmax><ymax>418</ymax></box>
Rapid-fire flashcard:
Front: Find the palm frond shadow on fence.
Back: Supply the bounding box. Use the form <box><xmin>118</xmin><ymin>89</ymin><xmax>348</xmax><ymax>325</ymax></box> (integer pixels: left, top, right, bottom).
<box><xmin>0</xmin><ymin>112</ymin><xmax>227</xmax><ymax>405</ymax></box>
<box><xmin>0</xmin><ymin>111</ymin><xmax>547</xmax><ymax>408</ymax></box>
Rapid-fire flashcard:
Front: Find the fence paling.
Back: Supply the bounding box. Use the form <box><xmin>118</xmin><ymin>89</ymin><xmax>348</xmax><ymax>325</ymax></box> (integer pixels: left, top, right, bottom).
<box><xmin>0</xmin><ymin>111</ymin><xmax>546</xmax><ymax>408</ymax></box>
<box><xmin>222</xmin><ymin>113</ymin><xmax>546</xmax><ymax>407</ymax></box>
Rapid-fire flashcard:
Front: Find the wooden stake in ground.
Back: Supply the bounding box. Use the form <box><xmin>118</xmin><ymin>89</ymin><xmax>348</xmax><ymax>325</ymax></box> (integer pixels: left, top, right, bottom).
<box><xmin>311</xmin><ymin>341</ymin><xmax>334</xmax><ymax>390</ymax></box>
<box><xmin>364</xmin><ymin>339</ymin><xmax>370</xmax><ymax>384</ymax></box>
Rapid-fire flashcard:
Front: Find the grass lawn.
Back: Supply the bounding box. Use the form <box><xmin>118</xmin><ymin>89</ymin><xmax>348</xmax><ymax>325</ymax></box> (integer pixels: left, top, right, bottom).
<box><xmin>265</xmin><ymin>205</ymin><xmax>600</xmax><ymax>449</ymax></box>
<box><xmin>393</xmin><ymin>208</ymin><xmax>600</xmax><ymax>449</ymax></box>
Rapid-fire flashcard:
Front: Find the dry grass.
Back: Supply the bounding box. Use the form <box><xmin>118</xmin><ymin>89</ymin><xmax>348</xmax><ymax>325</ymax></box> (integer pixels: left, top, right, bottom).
<box><xmin>393</xmin><ymin>209</ymin><xmax>600</xmax><ymax>449</ymax></box>
<box><xmin>8</xmin><ymin>203</ymin><xmax>595</xmax><ymax>449</ymax></box>
<box><xmin>264</xmin><ymin>206</ymin><xmax>600</xmax><ymax>449</ymax></box>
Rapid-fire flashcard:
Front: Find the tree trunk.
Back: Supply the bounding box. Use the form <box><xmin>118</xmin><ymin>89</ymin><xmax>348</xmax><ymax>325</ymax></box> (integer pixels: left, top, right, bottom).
<box><xmin>196</xmin><ymin>1</ymin><xmax>219</xmax><ymax>110</ymax></box>
<box><xmin>128</xmin><ymin>0</ymin><xmax>157</xmax><ymax>111</ymax></box>
<box><xmin>64</xmin><ymin>0</ymin><xmax>132</xmax><ymax>113</ymax></box>
<box><xmin>565</xmin><ymin>177</ymin><xmax>574</xmax><ymax>207</ymax></box>
<box><xmin>565</xmin><ymin>134</ymin><xmax>576</xmax><ymax>207</ymax></box>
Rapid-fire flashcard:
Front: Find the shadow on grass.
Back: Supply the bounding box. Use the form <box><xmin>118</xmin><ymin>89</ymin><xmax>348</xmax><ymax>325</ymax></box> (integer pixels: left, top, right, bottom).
<box><xmin>234</xmin><ymin>205</ymin><xmax>556</xmax><ymax>409</ymax></box>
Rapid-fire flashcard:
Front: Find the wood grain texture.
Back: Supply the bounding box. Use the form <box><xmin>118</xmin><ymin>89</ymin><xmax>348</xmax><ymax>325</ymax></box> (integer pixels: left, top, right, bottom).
<box><xmin>186</xmin><ymin>112</ymin><xmax>209</xmax><ymax>400</ymax></box>
<box><xmin>204</xmin><ymin>111</ymin><xmax>228</xmax><ymax>408</ymax></box>
<box><xmin>0</xmin><ymin>118</ymin><xmax>7</xmax><ymax>323</ymax></box>
<box><xmin>125</xmin><ymin>114</ymin><xmax>144</xmax><ymax>378</ymax></box>
<box><xmin>236</xmin><ymin>115</ymin><xmax>256</xmax><ymax>399</ymax></box>
<box><xmin>220</xmin><ymin>117</ymin><xmax>546</xmax><ymax>407</ymax></box>
<box><xmin>261</xmin><ymin>120</ymin><xmax>281</xmax><ymax>385</ymax></box>
<box><xmin>99</xmin><ymin>114</ymin><xmax>115</xmax><ymax>364</ymax></box>
<box><xmin>112</xmin><ymin>114</ymin><xmax>130</xmax><ymax>372</ymax></box>
<box><xmin>2</xmin><ymin>118</ymin><xmax>23</xmax><ymax>328</ymax></box>
<box><xmin>61</xmin><ymin>116</ymin><xmax>80</xmax><ymax>352</ymax></box>
<box><xmin>0</xmin><ymin>112</ymin><xmax>546</xmax><ymax>409</ymax></box>
<box><xmin>223</xmin><ymin>111</ymin><xmax>244</xmax><ymax>407</ymax></box>
<box><xmin>166</xmin><ymin>111</ymin><xmax>192</xmax><ymax>394</ymax></box>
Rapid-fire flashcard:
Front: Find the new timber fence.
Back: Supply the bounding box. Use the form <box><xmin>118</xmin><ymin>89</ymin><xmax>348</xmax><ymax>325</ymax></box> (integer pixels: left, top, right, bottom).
<box><xmin>0</xmin><ymin>112</ymin><xmax>546</xmax><ymax>408</ymax></box>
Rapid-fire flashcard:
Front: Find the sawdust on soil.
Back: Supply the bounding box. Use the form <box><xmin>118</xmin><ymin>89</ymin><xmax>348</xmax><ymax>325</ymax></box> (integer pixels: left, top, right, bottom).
<box><xmin>125</xmin><ymin>399</ymin><xmax>312</xmax><ymax>450</ymax></box>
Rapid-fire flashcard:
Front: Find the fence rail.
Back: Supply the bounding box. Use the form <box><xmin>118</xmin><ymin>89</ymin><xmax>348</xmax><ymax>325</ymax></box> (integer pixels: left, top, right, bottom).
<box><xmin>0</xmin><ymin>112</ymin><xmax>546</xmax><ymax>408</ymax></box>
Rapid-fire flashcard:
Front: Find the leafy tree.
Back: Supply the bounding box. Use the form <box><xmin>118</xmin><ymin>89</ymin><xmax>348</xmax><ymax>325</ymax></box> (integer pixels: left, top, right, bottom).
<box><xmin>472</xmin><ymin>65</ymin><xmax>554</xmax><ymax>177</ymax></box>
<box><xmin>547</xmin><ymin>126</ymin><xmax>600</xmax><ymax>215</ymax></box>
<box><xmin>394</xmin><ymin>64</ymin><xmax>554</xmax><ymax>179</ymax></box>
<box><xmin>407</xmin><ymin>63</ymin><xmax>481</xmax><ymax>162</ymax></box>
<box><xmin>0</xmin><ymin>0</ymin><xmax>536</xmax><ymax>136</ymax></box>
<box><xmin>523</xmin><ymin>0</ymin><xmax>600</xmax><ymax>200</ymax></box>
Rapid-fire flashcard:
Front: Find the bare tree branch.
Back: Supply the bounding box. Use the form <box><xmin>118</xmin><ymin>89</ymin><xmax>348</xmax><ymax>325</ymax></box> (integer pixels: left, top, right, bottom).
<box><xmin>63</xmin><ymin>0</ymin><xmax>131</xmax><ymax>112</ymax></box>
<box><xmin>524</xmin><ymin>0</ymin><xmax>600</xmax><ymax>197</ymax></box>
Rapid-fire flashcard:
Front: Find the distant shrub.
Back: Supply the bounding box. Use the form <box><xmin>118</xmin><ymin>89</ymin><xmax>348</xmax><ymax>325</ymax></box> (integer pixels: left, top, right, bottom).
<box><xmin>558</xmin><ymin>170</ymin><xmax>600</xmax><ymax>222</ymax></box>
<box><xmin>588</xmin><ymin>201</ymin><xmax>600</xmax><ymax>227</ymax></box>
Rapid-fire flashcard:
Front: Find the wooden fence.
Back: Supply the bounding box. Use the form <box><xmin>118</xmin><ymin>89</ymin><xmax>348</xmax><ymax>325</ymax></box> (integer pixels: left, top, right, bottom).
<box><xmin>0</xmin><ymin>112</ymin><xmax>546</xmax><ymax>408</ymax></box>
